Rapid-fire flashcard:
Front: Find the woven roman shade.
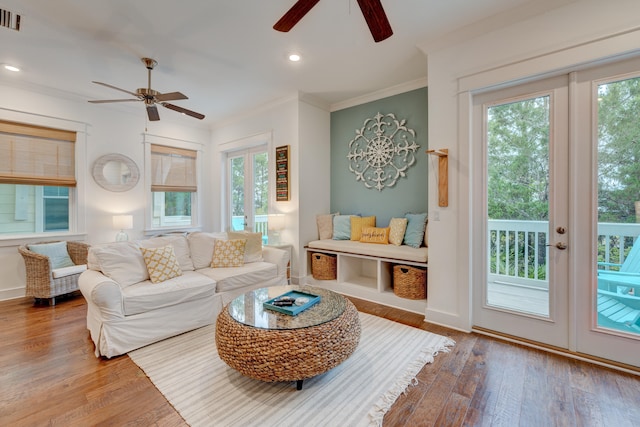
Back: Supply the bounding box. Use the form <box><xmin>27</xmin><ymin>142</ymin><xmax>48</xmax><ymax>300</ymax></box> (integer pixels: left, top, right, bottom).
<box><xmin>150</xmin><ymin>144</ymin><xmax>197</xmax><ymax>192</ymax></box>
<box><xmin>0</xmin><ymin>120</ymin><xmax>77</xmax><ymax>187</ymax></box>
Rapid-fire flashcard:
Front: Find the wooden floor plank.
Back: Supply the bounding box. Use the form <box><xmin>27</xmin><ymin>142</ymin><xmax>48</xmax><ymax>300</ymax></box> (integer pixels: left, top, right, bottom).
<box><xmin>1</xmin><ymin>295</ymin><xmax>639</xmax><ymax>427</ymax></box>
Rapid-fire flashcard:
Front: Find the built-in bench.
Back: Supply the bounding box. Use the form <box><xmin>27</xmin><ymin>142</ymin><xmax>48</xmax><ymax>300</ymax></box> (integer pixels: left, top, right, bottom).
<box><xmin>304</xmin><ymin>239</ymin><xmax>428</xmax><ymax>314</ymax></box>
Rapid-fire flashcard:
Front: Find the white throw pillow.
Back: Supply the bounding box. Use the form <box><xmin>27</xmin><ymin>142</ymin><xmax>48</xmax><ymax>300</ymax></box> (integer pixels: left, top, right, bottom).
<box><xmin>139</xmin><ymin>234</ymin><xmax>194</xmax><ymax>271</ymax></box>
<box><xmin>88</xmin><ymin>241</ymin><xmax>149</xmax><ymax>287</ymax></box>
<box><xmin>187</xmin><ymin>231</ymin><xmax>228</xmax><ymax>270</ymax></box>
<box><xmin>227</xmin><ymin>231</ymin><xmax>263</xmax><ymax>263</ymax></box>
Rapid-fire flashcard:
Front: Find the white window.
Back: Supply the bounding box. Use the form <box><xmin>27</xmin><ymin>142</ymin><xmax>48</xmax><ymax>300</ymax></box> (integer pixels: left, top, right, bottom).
<box><xmin>0</xmin><ymin>120</ymin><xmax>76</xmax><ymax>236</ymax></box>
<box><xmin>149</xmin><ymin>143</ymin><xmax>198</xmax><ymax>229</ymax></box>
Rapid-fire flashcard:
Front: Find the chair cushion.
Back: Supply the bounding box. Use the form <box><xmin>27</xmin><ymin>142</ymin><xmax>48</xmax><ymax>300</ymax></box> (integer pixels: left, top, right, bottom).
<box><xmin>52</xmin><ymin>264</ymin><xmax>87</xmax><ymax>279</ymax></box>
<box><xmin>28</xmin><ymin>241</ymin><xmax>75</xmax><ymax>269</ymax></box>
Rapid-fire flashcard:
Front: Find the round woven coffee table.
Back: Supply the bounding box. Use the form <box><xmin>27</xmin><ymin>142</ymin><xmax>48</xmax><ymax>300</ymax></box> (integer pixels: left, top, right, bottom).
<box><xmin>215</xmin><ymin>285</ymin><xmax>361</xmax><ymax>390</ymax></box>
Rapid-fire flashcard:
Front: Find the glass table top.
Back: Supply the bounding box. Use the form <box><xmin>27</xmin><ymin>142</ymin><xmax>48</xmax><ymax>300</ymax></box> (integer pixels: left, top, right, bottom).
<box><xmin>228</xmin><ymin>285</ymin><xmax>346</xmax><ymax>330</ymax></box>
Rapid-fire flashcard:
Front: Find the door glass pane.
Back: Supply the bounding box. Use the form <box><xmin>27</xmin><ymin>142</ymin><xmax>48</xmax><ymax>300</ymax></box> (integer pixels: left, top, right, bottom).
<box><xmin>230</xmin><ymin>156</ymin><xmax>245</xmax><ymax>231</ymax></box>
<box><xmin>596</xmin><ymin>76</ymin><xmax>640</xmax><ymax>336</ymax></box>
<box><xmin>486</xmin><ymin>96</ymin><xmax>550</xmax><ymax>317</ymax></box>
<box><xmin>252</xmin><ymin>152</ymin><xmax>268</xmax><ymax>243</ymax></box>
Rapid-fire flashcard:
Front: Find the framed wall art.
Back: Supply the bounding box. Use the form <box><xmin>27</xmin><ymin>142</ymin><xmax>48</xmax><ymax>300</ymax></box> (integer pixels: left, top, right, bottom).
<box><xmin>275</xmin><ymin>145</ymin><xmax>290</xmax><ymax>201</ymax></box>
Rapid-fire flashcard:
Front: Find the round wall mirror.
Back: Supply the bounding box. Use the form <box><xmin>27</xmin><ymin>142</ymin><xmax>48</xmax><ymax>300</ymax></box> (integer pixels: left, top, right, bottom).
<box><xmin>92</xmin><ymin>154</ymin><xmax>140</xmax><ymax>192</ymax></box>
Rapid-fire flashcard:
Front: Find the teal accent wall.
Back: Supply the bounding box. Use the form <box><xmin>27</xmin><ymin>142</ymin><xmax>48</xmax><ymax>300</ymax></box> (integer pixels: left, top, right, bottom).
<box><xmin>330</xmin><ymin>87</ymin><xmax>428</xmax><ymax>227</ymax></box>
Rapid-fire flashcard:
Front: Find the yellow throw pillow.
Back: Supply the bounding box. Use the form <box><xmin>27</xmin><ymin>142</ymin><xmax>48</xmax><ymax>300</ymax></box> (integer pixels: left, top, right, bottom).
<box><xmin>211</xmin><ymin>239</ymin><xmax>246</xmax><ymax>268</ymax></box>
<box><xmin>360</xmin><ymin>227</ymin><xmax>390</xmax><ymax>244</ymax></box>
<box><xmin>388</xmin><ymin>217</ymin><xmax>408</xmax><ymax>246</ymax></box>
<box><xmin>140</xmin><ymin>245</ymin><xmax>183</xmax><ymax>284</ymax></box>
<box><xmin>350</xmin><ymin>216</ymin><xmax>376</xmax><ymax>241</ymax></box>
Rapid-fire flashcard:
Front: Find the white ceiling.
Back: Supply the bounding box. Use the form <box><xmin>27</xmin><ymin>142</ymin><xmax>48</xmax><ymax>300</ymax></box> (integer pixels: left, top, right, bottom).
<box><xmin>0</xmin><ymin>0</ymin><xmax>560</xmax><ymax>125</ymax></box>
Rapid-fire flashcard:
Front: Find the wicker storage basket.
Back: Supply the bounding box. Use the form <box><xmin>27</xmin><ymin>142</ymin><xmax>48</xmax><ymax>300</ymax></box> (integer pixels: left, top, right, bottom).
<box><xmin>311</xmin><ymin>252</ymin><xmax>337</xmax><ymax>280</ymax></box>
<box><xmin>393</xmin><ymin>265</ymin><xmax>427</xmax><ymax>299</ymax></box>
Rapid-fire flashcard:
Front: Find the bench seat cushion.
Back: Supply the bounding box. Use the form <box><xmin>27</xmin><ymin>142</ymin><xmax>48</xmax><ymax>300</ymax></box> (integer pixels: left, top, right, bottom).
<box><xmin>307</xmin><ymin>240</ymin><xmax>428</xmax><ymax>263</ymax></box>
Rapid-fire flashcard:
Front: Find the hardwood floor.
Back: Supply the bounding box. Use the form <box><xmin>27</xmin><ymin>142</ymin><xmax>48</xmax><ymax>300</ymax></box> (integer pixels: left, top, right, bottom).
<box><xmin>1</xmin><ymin>294</ymin><xmax>639</xmax><ymax>427</ymax></box>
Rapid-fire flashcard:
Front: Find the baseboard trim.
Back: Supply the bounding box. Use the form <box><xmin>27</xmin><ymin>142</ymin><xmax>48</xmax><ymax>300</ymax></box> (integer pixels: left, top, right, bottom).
<box><xmin>473</xmin><ymin>326</ymin><xmax>640</xmax><ymax>376</ymax></box>
<box><xmin>0</xmin><ymin>286</ymin><xmax>25</xmax><ymax>301</ymax></box>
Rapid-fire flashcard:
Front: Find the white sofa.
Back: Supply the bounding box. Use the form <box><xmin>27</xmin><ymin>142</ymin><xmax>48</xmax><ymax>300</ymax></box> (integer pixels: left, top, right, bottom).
<box><xmin>79</xmin><ymin>232</ymin><xmax>289</xmax><ymax>358</ymax></box>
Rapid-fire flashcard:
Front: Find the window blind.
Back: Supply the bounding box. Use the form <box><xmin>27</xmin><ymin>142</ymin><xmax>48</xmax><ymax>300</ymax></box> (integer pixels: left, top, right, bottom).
<box><xmin>0</xmin><ymin>120</ymin><xmax>77</xmax><ymax>187</ymax></box>
<box><xmin>150</xmin><ymin>144</ymin><xmax>197</xmax><ymax>192</ymax></box>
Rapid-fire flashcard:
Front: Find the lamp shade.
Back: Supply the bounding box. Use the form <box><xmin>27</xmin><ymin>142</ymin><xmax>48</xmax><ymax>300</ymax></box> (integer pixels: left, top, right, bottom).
<box><xmin>268</xmin><ymin>214</ymin><xmax>285</xmax><ymax>231</ymax></box>
<box><xmin>113</xmin><ymin>215</ymin><xmax>133</xmax><ymax>230</ymax></box>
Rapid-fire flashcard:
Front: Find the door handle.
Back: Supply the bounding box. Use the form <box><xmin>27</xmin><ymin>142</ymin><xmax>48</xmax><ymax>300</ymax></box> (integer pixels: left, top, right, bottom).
<box><xmin>547</xmin><ymin>242</ymin><xmax>567</xmax><ymax>250</ymax></box>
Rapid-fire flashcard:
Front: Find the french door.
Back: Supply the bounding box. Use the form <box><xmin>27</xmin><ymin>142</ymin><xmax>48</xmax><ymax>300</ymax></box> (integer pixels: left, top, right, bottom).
<box><xmin>227</xmin><ymin>146</ymin><xmax>268</xmax><ymax>234</ymax></box>
<box><xmin>472</xmin><ymin>75</ymin><xmax>570</xmax><ymax>348</ymax></box>
<box><xmin>472</xmin><ymin>57</ymin><xmax>640</xmax><ymax>368</ymax></box>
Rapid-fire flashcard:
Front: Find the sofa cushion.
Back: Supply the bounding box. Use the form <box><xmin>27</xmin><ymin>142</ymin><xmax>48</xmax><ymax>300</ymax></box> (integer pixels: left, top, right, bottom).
<box><xmin>121</xmin><ymin>271</ymin><xmax>216</xmax><ymax>316</ymax></box>
<box><xmin>141</xmin><ymin>245</ymin><xmax>183</xmax><ymax>284</ymax></box>
<box><xmin>139</xmin><ymin>234</ymin><xmax>194</xmax><ymax>271</ymax></box>
<box><xmin>211</xmin><ymin>239</ymin><xmax>246</xmax><ymax>268</ymax></box>
<box><xmin>187</xmin><ymin>231</ymin><xmax>228</xmax><ymax>269</ymax></box>
<box><xmin>197</xmin><ymin>262</ymin><xmax>277</xmax><ymax>293</ymax></box>
<box><xmin>227</xmin><ymin>231</ymin><xmax>263</xmax><ymax>263</ymax></box>
<box><xmin>88</xmin><ymin>241</ymin><xmax>149</xmax><ymax>287</ymax></box>
<box><xmin>28</xmin><ymin>241</ymin><xmax>75</xmax><ymax>269</ymax></box>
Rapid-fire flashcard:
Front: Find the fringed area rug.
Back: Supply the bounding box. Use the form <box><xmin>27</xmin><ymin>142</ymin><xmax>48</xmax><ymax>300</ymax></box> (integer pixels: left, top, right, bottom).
<box><xmin>129</xmin><ymin>312</ymin><xmax>454</xmax><ymax>427</ymax></box>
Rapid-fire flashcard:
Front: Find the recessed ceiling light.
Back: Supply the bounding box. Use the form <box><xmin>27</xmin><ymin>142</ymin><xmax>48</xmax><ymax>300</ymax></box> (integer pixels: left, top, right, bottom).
<box><xmin>288</xmin><ymin>54</ymin><xmax>301</xmax><ymax>62</ymax></box>
<box><xmin>3</xmin><ymin>64</ymin><xmax>20</xmax><ymax>72</ymax></box>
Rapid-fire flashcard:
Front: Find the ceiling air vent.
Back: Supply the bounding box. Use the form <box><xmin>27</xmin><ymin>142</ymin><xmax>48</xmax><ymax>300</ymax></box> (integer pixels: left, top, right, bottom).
<box><xmin>0</xmin><ymin>8</ymin><xmax>21</xmax><ymax>31</ymax></box>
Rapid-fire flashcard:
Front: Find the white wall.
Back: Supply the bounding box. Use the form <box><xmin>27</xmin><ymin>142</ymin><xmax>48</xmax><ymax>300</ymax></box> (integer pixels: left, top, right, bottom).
<box><xmin>0</xmin><ymin>84</ymin><xmax>211</xmax><ymax>300</ymax></box>
<box><xmin>423</xmin><ymin>0</ymin><xmax>640</xmax><ymax>331</ymax></box>
<box><xmin>211</xmin><ymin>94</ymin><xmax>330</xmax><ymax>281</ymax></box>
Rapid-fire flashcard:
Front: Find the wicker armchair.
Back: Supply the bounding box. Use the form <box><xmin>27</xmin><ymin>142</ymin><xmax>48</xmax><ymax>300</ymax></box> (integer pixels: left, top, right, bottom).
<box><xmin>18</xmin><ymin>241</ymin><xmax>90</xmax><ymax>305</ymax></box>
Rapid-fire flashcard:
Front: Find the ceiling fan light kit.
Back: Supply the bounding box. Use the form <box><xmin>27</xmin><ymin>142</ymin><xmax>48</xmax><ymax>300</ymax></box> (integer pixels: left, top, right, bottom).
<box><xmin>88</xmin><ymin>57</ymin><xmax>205</xmax><ymax>121</ymax></box>
<box><xmin>274</xmin><ymin>0</ymin><xmax>392</xmax><ymax>43</ymax></box>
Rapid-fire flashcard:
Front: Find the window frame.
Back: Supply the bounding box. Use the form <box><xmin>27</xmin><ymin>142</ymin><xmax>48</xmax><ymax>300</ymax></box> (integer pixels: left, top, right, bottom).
<box><xmin>0</xmin><ymin>112</ymin><xmax>86</xmax><ymax>245</ymax></box>
<box><xmin>143</xmin><ymin>134</ymin><xmax>202</xmax><ymax>234</ymax></box>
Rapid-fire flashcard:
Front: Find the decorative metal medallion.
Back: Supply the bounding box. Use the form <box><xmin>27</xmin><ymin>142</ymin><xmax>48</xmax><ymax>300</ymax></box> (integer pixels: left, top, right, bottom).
<box><xmin>347</xmin><ymin>112</ymin><xmax>419</xmax><ymax>191</ymax></box>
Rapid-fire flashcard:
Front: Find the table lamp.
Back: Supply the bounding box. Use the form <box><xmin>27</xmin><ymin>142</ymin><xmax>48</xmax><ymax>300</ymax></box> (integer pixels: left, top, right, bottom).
<box><xmin>268</xmin><ymin>214</ymin><xmax>285</xmax><ymax>245</ymax></box>
<box><xmin>113</xmin><ymin>215</ymin><xmax>133</xmax><ymax>241</ymax></box>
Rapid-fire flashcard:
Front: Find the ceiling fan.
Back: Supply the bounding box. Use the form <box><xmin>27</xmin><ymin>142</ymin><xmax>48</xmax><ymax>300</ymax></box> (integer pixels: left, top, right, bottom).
<box><xmin>274</xmin><ymin>0</ymin><xmax>392</xmax><ymax>43</ymax></box>
<box><xmin>88</xmin><ymin>58</ymin><xmax>205</xmax><ymax>121</ymax></box>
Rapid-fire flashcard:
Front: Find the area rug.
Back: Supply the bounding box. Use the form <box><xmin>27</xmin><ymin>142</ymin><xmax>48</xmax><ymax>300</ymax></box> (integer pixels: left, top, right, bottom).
<box><xmin>128</xmin><ymin>312</ymin><xmax>454</xmax><ymax>427</ymax></box>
